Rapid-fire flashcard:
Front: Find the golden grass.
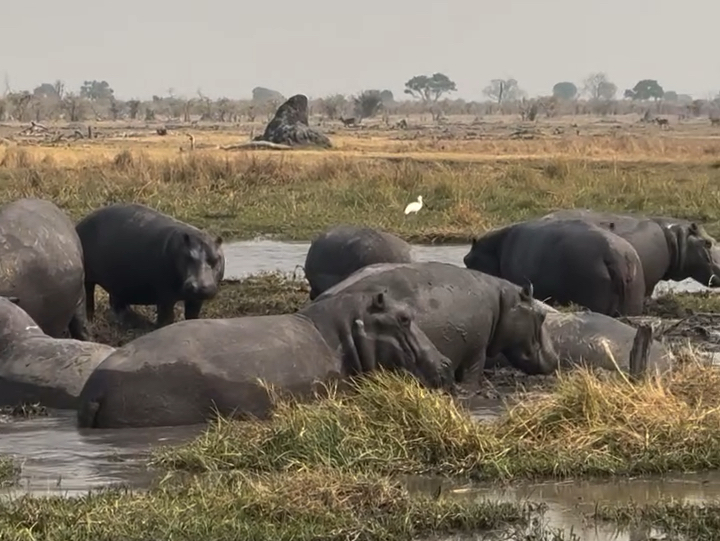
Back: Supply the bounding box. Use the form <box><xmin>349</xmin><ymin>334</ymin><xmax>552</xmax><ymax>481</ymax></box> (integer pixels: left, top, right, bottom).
<box><xmin>153</xmin><ymin>357</ymin><xmax>720</xmax><ymax>480</ymax></box>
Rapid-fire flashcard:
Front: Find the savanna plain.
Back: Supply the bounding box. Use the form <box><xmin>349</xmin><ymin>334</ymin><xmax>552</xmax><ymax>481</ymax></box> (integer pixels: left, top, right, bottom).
<box><xmin>3</xmin><ymin>112</ymin><xmax>720</xmax><ymax>540</ymax></box>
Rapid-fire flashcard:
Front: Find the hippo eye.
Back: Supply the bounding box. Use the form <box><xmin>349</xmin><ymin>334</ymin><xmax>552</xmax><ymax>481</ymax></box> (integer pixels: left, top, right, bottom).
<box><xmin>398</xmin><ymin>314</ymin><xmax>411</xmax><ymax>328</ymax></box>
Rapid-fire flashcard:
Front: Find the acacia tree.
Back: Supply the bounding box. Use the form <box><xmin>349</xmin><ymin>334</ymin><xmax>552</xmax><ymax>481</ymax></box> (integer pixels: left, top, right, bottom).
<box><xmin>483</xmin><ymin>78</ymin><xmax>524</xmax><ymax>104</ymax></box>
<box><xmin>353</xmin><ymin>90</ymin><xmax>384</xmax><ymax>119</ymax></box>
<box><xmin>404</xmin><ymin>72</ymin><xmax>457</xmax><ymax>119</ymax></box>
<box><xmin>624</xmin><ymin>79</ymin><xmax>664</xmax><ymax>101</ymax></box>
<box><xmin>582</xmin><ymin>72</ymin><xmax>617</xmax><ymax>100</ymax></box>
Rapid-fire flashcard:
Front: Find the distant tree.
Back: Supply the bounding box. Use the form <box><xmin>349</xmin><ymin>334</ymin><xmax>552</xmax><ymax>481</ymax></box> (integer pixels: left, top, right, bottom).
<box><xmin>404</xmin><ymin>73</ymin><xmax>457</xmax><ymax>119</ymax></box>
<box><xmin>252</xmin><ymin>86</ymin><xmax>284</xmax><ymax>103</ymax></box>
<box><xmin>663</xmin><ymin>90</ymin><xmax>678</xmax><ymax>102</ymax></box>
<box><xmin>379</xmin><ymin>89</ymin><xmax>394</xmax><ymax>103</ymax></box>
<box><xmin>127</xmin><ymin>99</ymin><xmax>141</xmax><ymax>120</ymax></box>
<box><xmin>582</xmin><ymin>72</ymin><xmax>617</xmax><ymax>100</ymax></box>
<box><xmin>6</xmin><ymin>91</ymin><xmax>32</xmax><ymax>121</ymax></box>
<box><xmin>318</xmin><ymin>94</ymin><xmax>347</xmax><ymax>120</ymax></box>
<box><xmin>33</xmin><ymin>83</ymin><xmax>59</xmax><ymax>99</ymax></box>
<box><xmin>624</xmin><ymin>79</ymin><xmax>664</xmax><ymax>101</ymax></box>
<box><xmin>80</xmin><ymin>80</ymin><xmax>114</xmax><ymax>101</ymax></box>
<box><xmin>353</xmin><ymin>90</ymin><xmax>384</xmax><ymax>119</ymax></box>
<box><xmin>552</xmin><ymin>81</ymin><xmax>577</xmax><ymax>100</ymax></box>
<box><xmin>482</xmin><ymin>78</ymin><xmax>524</xmax><ymax>103</ymax></box>
<box><xmin>62</xmin><ymin>93</ymin><xmax>84</xmax><ymax>122</ymax></box>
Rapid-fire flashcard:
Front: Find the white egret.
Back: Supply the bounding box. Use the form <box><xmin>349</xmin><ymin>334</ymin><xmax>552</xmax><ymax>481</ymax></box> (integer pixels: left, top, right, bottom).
<box><xmin>404</xmin><ymin>195</ymin><xmax>423</xmax><ymax>215</ymax></box>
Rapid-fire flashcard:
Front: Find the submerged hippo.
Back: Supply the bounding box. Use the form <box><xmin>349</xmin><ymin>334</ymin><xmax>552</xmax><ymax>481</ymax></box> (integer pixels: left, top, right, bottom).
<box><xmin>464</xmin><ymin>219</ymin><xmax>646</xmax><ymax>317</ymax></box>
<box><xmin>76</xmin><ymin>203</ymin><xmax>225</xmax><ymax>328</ymax></box>
<box><xmin>77</xmin><ymin>290</ymin><xmax>454</xmax><ymax>429</ymax></box>
<box><xmin>315</xmin><ymin>262</ymin><xmax>559</xmax><ymax>384</ymax></box>
<box><xmin>0</xmin><ymin>198</ymin><xmax>90</xmax><ymax>340</ymax></box>
<box><xmin>304</xmin><ymin>225</ymin><xmax>413</xmax><ymax>300</ymax></box>
<box><xmin>488</xmin><ymin>309</ymin><xmax>674</xmax><ymax>376</ymax></box>
<box><xmin>0</xmin><ymin>297</ymin><xmax>115</xmax><ymax>409</ymax></box>
<box><xmin>542</xmin><ymin>209</ymin><xmax>720</xmax><ymax>295</ymax></box>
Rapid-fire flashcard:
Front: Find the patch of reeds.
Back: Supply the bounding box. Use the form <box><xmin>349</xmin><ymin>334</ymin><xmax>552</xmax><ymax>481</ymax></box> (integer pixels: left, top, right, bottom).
<box><xmin>0</xmin><ymin>148</ymin><xmax>718</xmax><ymax>242</ymax></box>
<box><xmin>153</xmin><ymin>357</ymin><xmax>720</xmax><ymax>480</ymax></box>
<box><xmin>0</xmin><ymin>457</ymin><xmax>18</xmax><ymax>487</ymax></box>
<box><xmin>0</xmin><ymin>469</ymin><xmax>542</xmax><ymax>541</ymax></box>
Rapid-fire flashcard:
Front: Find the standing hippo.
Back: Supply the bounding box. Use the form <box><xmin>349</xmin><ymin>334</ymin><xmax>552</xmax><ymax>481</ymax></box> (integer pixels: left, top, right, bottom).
<box><xmin>541</xmin><ymin>209</ymin><xmax>720</xmax><ymax>295</ymax></box>
<box><xmin>77</xmin><ymin>290</ymin><xmax>454</xmax><ymax>428</ymax></box>
<box><xmin>304</xmin><ymin>225</ymin><xmax>413</xmax><ymax>300</ymax></box>
<box><xmin>0</xmin><ymin>296</ymin><xmax>115</xmax><ymax>409</ymax></box>
<box><xmin>76</xmin><ymin>203</ymin><xmax>225</xmax><ymax>328</ymax></box>
<box><xmin>0</xmin><ymin>198</ymin><xmax>90</xmax><ymax>340</ymax></box>
<box><xmin>315</xmin><ymin>262</ymin><xmax>559</xmax><ymax>384</ymax></box>
<box><xmin>463</xmin><ymin>219</ymin><xmax>646</xmax><ymax>317</ymax></box>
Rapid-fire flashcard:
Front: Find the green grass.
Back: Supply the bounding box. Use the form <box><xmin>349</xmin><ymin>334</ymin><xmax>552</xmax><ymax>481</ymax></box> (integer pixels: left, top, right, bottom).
<box><xmin>0</xmin><ymin>457</ymin><xmax>18</xmax><ymax>487</ymax></box>
<box><xmin>0</xmin><ymin>469</ymin><xmax>545</xmax><ymax>541</ymax></box>
<box><xmin>2</xmin><ymin>149</ymin><xmax>720</xmax><ymax>242</ymax></box>
<box><xmin>645</xmin><ymin>291</ymin><xmax>720</xmax><ymax>318</ymax></box>
<box><xmin>152</xmin><ymin>362</ymin><xmax>720</xmax><ymax>481</ymax></box>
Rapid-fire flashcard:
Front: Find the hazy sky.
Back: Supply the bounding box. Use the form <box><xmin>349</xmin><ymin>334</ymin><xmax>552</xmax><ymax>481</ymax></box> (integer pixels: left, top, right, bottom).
<box><xmin>1</xmin><ymin>0</ymin><xmax>717</xmax><ymax>101</ymax></box>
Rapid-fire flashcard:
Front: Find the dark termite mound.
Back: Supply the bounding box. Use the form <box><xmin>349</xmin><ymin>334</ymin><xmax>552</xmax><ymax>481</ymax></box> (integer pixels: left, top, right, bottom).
<box><xmin>255</xmin><ymin>94</ymin><xmax>332</xmax><ymax>148</ymax></box>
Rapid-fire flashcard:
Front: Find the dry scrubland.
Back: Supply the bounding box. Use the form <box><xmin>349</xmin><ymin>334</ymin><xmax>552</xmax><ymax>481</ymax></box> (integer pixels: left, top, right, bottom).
<box><xmin>2</xmin><ymin>115</ymin><xmax>720</xmax><ymax>539</ymax></box>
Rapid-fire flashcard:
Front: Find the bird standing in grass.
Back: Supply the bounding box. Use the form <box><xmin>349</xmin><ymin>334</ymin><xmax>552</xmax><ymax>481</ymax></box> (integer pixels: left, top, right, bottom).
<box><xmin>404</xmin><ymin>195</ymin><xmax>423</xmax><ymax>215</ymax></box>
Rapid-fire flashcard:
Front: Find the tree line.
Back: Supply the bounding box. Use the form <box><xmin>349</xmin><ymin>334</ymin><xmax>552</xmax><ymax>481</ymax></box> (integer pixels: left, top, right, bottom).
<box><xmin>0</xmin><ymin>72</ymin><xmax>717</xmax><ymax>124</ymax></box>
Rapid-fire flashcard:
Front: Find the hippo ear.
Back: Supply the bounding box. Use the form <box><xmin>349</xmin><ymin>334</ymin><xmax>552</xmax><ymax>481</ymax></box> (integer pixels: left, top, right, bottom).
<box><xmin>608</xmin><ymin>222</ymin><xmax>615</xmax><ymax>231</ymax></box>
<box><xmin>520</xmin><ymin>281</ymin><xmax>534</xmax><ymax>301</ymax></box>
<box><xmin>689</xmin><ymin>222</ymin><xmax>700</xmax><ymax>235</ymax></box>
<box><xmin>182</xmin><ymin>232</ymin><xmax>192</xmax><ymax>246</ymax></box>
<box><xmin>5</xmin><ymin>296</ymin><xmax>19</xmax><ymax>305</ymax></box>
<box><xmin>371</xmin><ymin>291</ymin><xmax>386</xmax><ymax>311</ymax></box>
<box><xmin>215</xmin><ymin>236</ymin><xmax>223</xmax><ymax>247</ymax></box>
<box><xmin>471</xmin><ymin>238</ymin><xmax>477</xmax><ymax>247</ymax></box>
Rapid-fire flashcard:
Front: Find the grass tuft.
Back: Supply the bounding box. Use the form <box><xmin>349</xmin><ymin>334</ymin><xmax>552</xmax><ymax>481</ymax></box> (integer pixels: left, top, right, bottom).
<box><xmin>154</xmin><ymin>360</ymin><xmax>720</xmax><ymax>480</ymax></box>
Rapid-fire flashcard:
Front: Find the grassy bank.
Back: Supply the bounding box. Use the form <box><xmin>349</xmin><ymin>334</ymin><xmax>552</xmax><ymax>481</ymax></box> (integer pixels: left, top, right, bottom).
<box><xmin>153</xmin><ymin>361</ymin><xmax>720</xmax><ymax>480</ymax></box>
<box><xmin>0</xmin><ymin>469</ymin><xmax>544</xmax><ymax>541</ymax></box>
<box><xmin>0</xmin><ymin>457</ymin><xmax>18</xmax><ymax>487</ymax></box>
<box><xmin>1</xmin><ymin>148</ymin><xmax>719</xmax><ymax>242</ymax></box>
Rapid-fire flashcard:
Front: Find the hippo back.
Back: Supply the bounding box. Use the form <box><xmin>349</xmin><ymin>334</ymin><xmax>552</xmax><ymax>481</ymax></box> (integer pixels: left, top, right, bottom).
<box><xmin>304</xmin><ymin>225</ymin><xmax>413</xmax><ymax>299</ymax></box>
<box><xmin>0</xmin><ymin>198</ymin><xmax>86</xmax><ymax>337</ymax></box>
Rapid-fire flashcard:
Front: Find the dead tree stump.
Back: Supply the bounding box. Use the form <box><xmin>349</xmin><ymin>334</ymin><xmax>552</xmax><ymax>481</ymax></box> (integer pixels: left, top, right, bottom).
<box><xmin>629</xmin><ymin>324</ymin><xmax>653</xmax><ymax>381</ymax></box>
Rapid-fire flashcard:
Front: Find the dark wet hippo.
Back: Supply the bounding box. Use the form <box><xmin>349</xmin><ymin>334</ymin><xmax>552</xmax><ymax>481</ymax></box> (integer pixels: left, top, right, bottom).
<box><xmin>0</xmin><ymin>297</ymin><xmax>115</xmax><ymax>409</ymax></box>
<box><xmin>77</xmin><ymin>290</ymin><xmax>454</xmax><ymax>428</ymax></box>
<box><xmin>304</xmin><ymin>225</ymin><xmax>413</xmax><ymax>300</ymax></box>
<box><xmin>315</xmin><ymin>262</ymin><xmax>559</xmax><ymax>384</ymax></box>
<box><xmin>488</xmin><ymin>308</ymin><xmax>674</xmax><ymax>376</ymax></box>
<box><xmin>464</xmin><ymin>219</ymin><xmax>646</xmax><ymax>317</ymax></box>
<box><xmin>76</xmin><ymin>203</ymin><xmax>225</xmax><ymax>328</ymax></box>
<box><xmin>542</xmin><ymin>209</ymin><xmax>720</xmax><ymax>295</ymax></box>
<box><xmin>0</xmin><ymin>198</ymin><xmax>90</xmax><ymax>340</ymax></box>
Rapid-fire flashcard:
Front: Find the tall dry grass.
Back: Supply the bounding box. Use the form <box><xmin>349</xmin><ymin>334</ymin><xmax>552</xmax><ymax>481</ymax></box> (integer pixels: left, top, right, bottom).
<box><xmin>0</xmin><ymin>147</ymin><xmax>719</xmax><ymax>242</ymax></box>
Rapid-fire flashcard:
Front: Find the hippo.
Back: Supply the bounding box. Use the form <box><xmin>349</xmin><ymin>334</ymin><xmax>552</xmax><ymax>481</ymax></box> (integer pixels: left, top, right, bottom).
<box><xmin>463</xmin><ymin>219</ymin><xmax>646</xmax><ymax>317</ymax></box>
<box><xmin>541</xmin><ymin>209</ymin><xmax>720</xmax><ymax>295</ymax></box>
<box><xmin>304</xmin><ymin>225</ymin><xmax>413</xmax><ymax>300</ymax></box>
<box><xmin>0</xmin><ymin>198</ymin><xmax>90</xmax><ymax>340</ymax></box>
<box><xmin>315</xmin><ymin>262</ymin><xmax>559</xmax><ymax>384</ymax></box>
<box><xmin>487</xmin><ymin>309</ymin><xmax>674</xmax><ymax>376</ymax></box>
<box><xmin>75</xmin><ymin>203</ymin><xmax>225</xmax><ymax>328</ymax></box>
<box><xmin>0</xmin><ymin>296</ymin><xmax>115</xmax><ymax>409</ymax></box>
<box><xmin>77</xmin><ymin>290</ymin><xmax>454</xmax><ymax>429</ymax></box>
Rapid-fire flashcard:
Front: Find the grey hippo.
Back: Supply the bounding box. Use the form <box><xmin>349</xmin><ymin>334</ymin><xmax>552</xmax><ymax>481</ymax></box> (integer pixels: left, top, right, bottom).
<box><xmin>463</xmin><ymin>219</ymin><xmax>646</xmax><ymax>316</ymax></box>
<box><xmin>304</xmin><ymin>224</ymin><xmax>413</xmax><ymax>300</ymax></box>
<box><xmin>76</xmin><ymin>203</ymin><xmax>225</xmax><ymax>328</ymax></box>
<box><xmin>77</xmin><ymin>290</ymin><xmax>454</xmax><ymax>429</ymax></box>
<box><xmin>315</xmin><ymin>261</ymin><xmax>559</xmax><ymax>384</ymax></box>
<box><xmin>541</xmin><ymin>208</ymin><xmax>720</xmax><ymax>295</ymax></box>
<box><xmin>0</xmin><ymin>198</ymin><xmax>90</xmax><ymax>340</ymax></box>
<box><xmin>0</xmin><ymin>296</ymin><xmax>115</xmax><ymax>409</ymax></box>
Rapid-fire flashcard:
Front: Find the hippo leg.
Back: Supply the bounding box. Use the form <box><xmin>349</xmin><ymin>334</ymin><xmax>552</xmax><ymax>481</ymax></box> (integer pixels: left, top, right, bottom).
<box><xmin>455</xmin><ymin>352</ymin><xmax>486</xmax><ymax>387</ymax></box>
<box><xmin>68</xmin><ymin>312</ymin><xmax>91</xmax><ymax>341</ymax></box>
<box><xmin>156</xmin><ymin>300</ymin><xmax>177</xmax><ymax>328</ymax></box>
<box><xmin>85</xmin><ymin>282</ymin><xmax>96</xmax><ymax>321</ymax></box>
<box><xmin>184</xmin><ymin>299</ymin><xmax>203</xmax><ymax>321</ymax></box>
<box><xmin>109</xmin><ymin>295</ymin><xmax>134</xmax><ymax>325</ymax></box>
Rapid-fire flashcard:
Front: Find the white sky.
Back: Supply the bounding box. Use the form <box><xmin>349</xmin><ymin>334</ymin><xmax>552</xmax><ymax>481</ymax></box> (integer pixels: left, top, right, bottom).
<box><xmin>1</xmin><ymin>0</ymin><xmax>717</xmax><ymax>101</ymax></box>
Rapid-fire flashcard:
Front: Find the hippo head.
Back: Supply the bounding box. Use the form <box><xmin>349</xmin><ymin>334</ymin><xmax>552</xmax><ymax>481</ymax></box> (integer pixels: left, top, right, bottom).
<box><xmin>349</xmin><ymin>291</ymin><xmax>455</xmax><ymax>391</ymax></box>
<box><xmin>666</xmin><ymin>222</ymin><xmax>720</xmax><ymax>288</ymax></box>
<box><xmin>174</xmin><ymin>232</ymin><xmax>225</xmax><ymax>300</ymax></box>
<box><xmin>463</xmin><ymin>237</ymin><xmax>501</xmax><ymax>275</ymax></box>
<box><xmin>490</xmin><ymin>283</ymin><xmax>559</xmax><ymax>375</ymax></box>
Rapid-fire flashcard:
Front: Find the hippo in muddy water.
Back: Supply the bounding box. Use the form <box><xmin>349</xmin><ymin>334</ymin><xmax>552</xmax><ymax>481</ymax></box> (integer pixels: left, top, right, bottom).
<box><xmin>0</xmin><ymin>198</ymin><xmax>90</xmax><ymax>340</ymax></box>
<box><xmin>488</xmin><ymin>308</ymin><xmax>674</xmax><ymax>376</ymax></box>
<box><xmin>304</xmin><ymin>225</ymin><xmax>413</xmax><ymax>300</ymax></box>
<box><xmin>463</xmin><ymin>219</ymin><xmax>646</xmax><ymax>317</ymax></box>
<box><xmin>0</xmin><ymin>296</ymin><xmax>115</xmax><ymax>409</ymax></box>
<box><xmin>315</xmin><ymin>262</ymin><xmax>559</xmax><ymax>384</ymax></box>
<box><xmin>76</xmin><ymin>203</ymin><xmax>225</xmax><ymax>328</ymax></box>
<box><xmin>77</xmin><ymin>290</ymin><xmax>455</xmax><ymax>429</ymax></box>
<box><xmin>541</xmin><ymin>209</ymin><xmax>720</xmax><ymax>296</ymax></box>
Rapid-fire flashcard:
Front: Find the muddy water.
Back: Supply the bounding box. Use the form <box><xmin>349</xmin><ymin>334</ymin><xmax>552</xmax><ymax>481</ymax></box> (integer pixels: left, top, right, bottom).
<box><xmin>0</xmin><ymin>240</ymin><xmax>718</xmax><ymax>538</ymax></box>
